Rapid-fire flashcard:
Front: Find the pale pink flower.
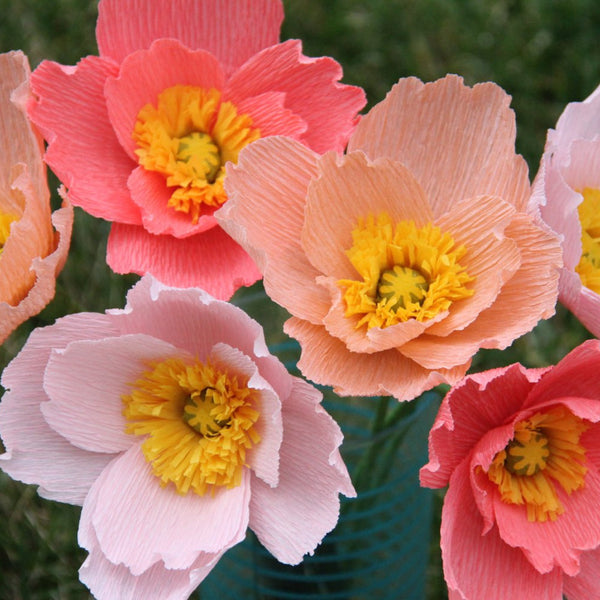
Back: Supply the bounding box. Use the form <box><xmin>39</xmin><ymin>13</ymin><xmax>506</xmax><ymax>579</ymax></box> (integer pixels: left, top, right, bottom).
<box><xmin>27</xmin><ymin>0</ymin><xmax>365</xmax><ymax>299</ymax></box>
<box><xmin>420</xmin><ymin>340</ymin><xmax>600</xmax><ymax>600</ymax></box>
<box><xmin>0</xmin><ymin>50</ymin><xmax>72</xmax><ymax>343</ymax></box>
<box><xmin>532</xmin><ymin>83</ymin><xmax>600</xmax><ymax>337</ymax></box>
<box><xmin>218</xmin><ymin>75</ymin><xmax>562</xmax><ymax>401</ymax></box>
<box><xmin>0</xmin><ymin>275</ymin><xmax>354</xmax><ymax>599</ymax></box>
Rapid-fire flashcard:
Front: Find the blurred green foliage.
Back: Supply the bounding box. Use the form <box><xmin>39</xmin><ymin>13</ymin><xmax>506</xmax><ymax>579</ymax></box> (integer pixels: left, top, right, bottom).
<box><xmin>0</xmin><ymin>0</ymin><xmax>597</xmax><ymax>598</ymax></box>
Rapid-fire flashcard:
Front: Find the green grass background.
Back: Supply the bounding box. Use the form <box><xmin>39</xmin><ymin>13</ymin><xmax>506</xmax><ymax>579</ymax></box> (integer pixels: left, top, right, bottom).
<box><xmin>0</xmin><ymin>0</ymin><xmax>598</xmax><ymax>598</ymax></box>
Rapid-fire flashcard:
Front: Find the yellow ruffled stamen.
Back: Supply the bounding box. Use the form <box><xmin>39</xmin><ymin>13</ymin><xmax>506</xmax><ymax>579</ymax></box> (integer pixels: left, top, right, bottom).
<box><xmin>122</xmin><ymin>357</ymin><xmax>261</xmax><ymax>496</ymax></box>
<box><xmin>0</xmin><ymin>212</ymin><xmax>18</xmax><ymax>255</ymax></box>
<box><xmin>487</xmin><ymin>405</ymin><xmax>588</xmax><ymax>522</ymax></box>
<box><xmin>576</xmin><ymin>187</ymin><xmax>600</xmax><ymax>293</ymax></box>
<box><xmin>133</xmin><ymin>85</ymin><xmax>260</xmax><ymax>224</ymax></box>
<box><xmin>338</xmin><ymin>213</ymin><xmax>474</xmax><ymax>329</ymax></box>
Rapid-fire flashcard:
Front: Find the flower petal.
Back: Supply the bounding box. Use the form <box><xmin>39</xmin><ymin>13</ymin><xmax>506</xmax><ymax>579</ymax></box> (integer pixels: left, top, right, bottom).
<box><xmin>218</xmin><ymin>136</ymin><xmax>329</xmax><ymax>322</ymax></box>
<box><xmin>226</xmin><ymin>39</ymin><xmax>365</xmax><ymax>153</ymax></box>
<box><xmin>285</xmin><ymin>317</ymin><xmax>467</xmax><ymax>400</ymax></box>
<box><xmin>249</xmin><ymin>377</ymin><xmax>354</xmax><ymax>564</ymax></box>
<box><xmin>42</xmin><ymin>334</ymin><xmax>185</xmax><ymax>454</ymax></box>
<box><xmin>441</xmin><ymin>460</ymin><xmax>563</xmax><ymax>600</ymax></box>
<box><xmin>83</xmin><ymin>443</ymin><xmax>250</xmax><ymax>575</ymax></box>
<box><xmin>106</xmin><ymin>222</ymin><xmax>261</xmax><ymax>299</ymax></box>
<box><xmin>348</xmin><ymin>75</ymin><xmax>530</xmax><ymax>217</ymax></box>
<box><xmin>96</xmin><ymin>0</ymin><xmax>284</xmax><ymax>75</ymax></box>
<box><xmin>564</xmin><ymin>546</ymin><xmax>600</xmax><ymax>600</ymax></box>
<box><xmin>29</xmin><ymin>57</ymin><xmax>141</xmax><ymax>224</ymax></box>
<box><xmin>0</xmin><ymin>313</ymin><xmax>119</xmax><ymax>504</ymax></box>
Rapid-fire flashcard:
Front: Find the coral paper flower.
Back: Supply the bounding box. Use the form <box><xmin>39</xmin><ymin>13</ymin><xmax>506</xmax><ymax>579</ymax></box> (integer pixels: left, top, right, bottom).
<box><xmin>420</xmin><ymin>340</ymin><xmax>600</xmax><ymax>600</ymax></box>
<box><xmin>27</xmin><ymin>0</ymin><xmax>366</xmax><ymax>299</ymax></box>
<box><xmin>0</xmin><ymin>51</ymin><xmax>72</xmax><ymax>343</ymax></box>
<box><xmin>0</xmin><ymin>275</ymin><xmax>354</xmax><ymax>599</ymax></box>
<box><xmin>218</xmin><ymin>75</ymin><xmax>562</xmax><ymax>400</ymax></box>
<box><xmin>532</xmin><ymin>82</ymin><xmax>600</xmax><ymax>337</ymax></box>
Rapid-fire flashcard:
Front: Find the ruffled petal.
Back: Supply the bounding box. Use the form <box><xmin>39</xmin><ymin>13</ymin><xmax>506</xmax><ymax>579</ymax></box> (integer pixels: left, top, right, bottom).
<box><xmin>563</xmin><ymin>546</ymin><xmax>600</xmax><ymax>600</ymax></box>
<box><xmin>420</xmin><ymin>364</ymin><xmax>541</xmax><ymax>489</ymax></box>
<box><xmin>249</xmin><ymin>377</ymin><xmax>354</xmax><ymax>564</ymax></box>
<box><xmin>441</xmin><ymin>460</ymin><xmax>564</xmax><ymax>600</ymax></box>
<box><xmin>348</xmin><ymin>75</ymin><xmax>530</xmax><ymax>217</ymax></box>
<box><xmin>226</xmin><ymin>39</ymin><xmax>365</xmax><ymax>153</ymax></box>
<box><xmin>0</xmin><ymin>313</ymin><xmax>119</xmax><ymax>504</ymax></box>
<box><xmin>106</xmin><ymin>222</ymin><xmax>261</xmax><ymax>299</ymax></box>
<box><xmin>83</xmin><ymin>443</ymin><xmax>250</xmax><ymax>575</ymax></box>
<box><xmin>218</xmin><ymin>136</ymin><xmax>329</xmax><ymax>321</ymax></box>
<box><xmin>96</xmin><ymin>0</ymin><xmax>284</xmax><ymax>75</ymax></box>
<box><xmin>285</xmin><ymin>317</ymin><xmax>468</xmax><ymax>400</ymax></box>
<box><xmin>42</xmin><ymin>334</ymin><xmax>185</xmax><ymax>454</ymax></box>
<box><xmin>29</xmin><ymin>57</ymin><xmax>141</xmax><ymax>224</ymax></box>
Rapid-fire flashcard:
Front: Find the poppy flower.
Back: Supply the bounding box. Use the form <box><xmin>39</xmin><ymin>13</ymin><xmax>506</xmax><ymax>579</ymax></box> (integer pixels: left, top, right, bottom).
<box><xmin>0</xmin><ymin>275</ymin><xmax>354</xmax><ymax>599</ymax></box>
<box><xmin>420</xmin><ymin>339</ymin><xmax>600</xmax><ymax>600</ymax></box>
<box><xmin>0</xmin><ymin>50</ymin><xmax>72</xmax><ymax>343</ymax></box>
<box><xmin>27</xmin><ymin>0</ymin><xmax>365</xmax><ymax>299</ymax></box>
<box><xmin>532</xmin><ymin>82</ymin><xmax>600</xmax><ymax>337</ymax></box>
<box><xmin>218</xmin><ymin>75</ymin><xmax>562</xmax><ymax>400</ymax></box>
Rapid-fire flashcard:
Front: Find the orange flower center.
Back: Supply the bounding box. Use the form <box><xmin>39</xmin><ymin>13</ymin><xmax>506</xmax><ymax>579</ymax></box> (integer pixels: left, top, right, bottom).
<box><xmin>338</xmin><ymin>213</ymin><xmax>474</xmax><ymax>329</ymax></box>
<box><xmin>133</xmin><ymin>85</ymin><xmax>261</xmax><ymax>224</ymax></box>
<box><xmin>122</xmin><ymin>356</ymin><xmax>261</xmax><ymax>496</ymax></box>
<box><xmin>576</xmin><ymin>187</ymin><xmax>600</xmax><ymax>293</ymax></box>
<box><xmin>487</xmin><ymin>405</ymin><xmax>588</xmax><ymax>522</ymax></box>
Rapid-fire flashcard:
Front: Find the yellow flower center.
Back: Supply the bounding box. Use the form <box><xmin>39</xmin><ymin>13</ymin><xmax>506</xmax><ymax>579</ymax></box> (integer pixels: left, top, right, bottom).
<box><xmin>133</xmin><ymin>85</ymin><xmax>261</xmax><ymax>224</ymax></box>
<box><xmin>0</xmin><ymin>212</ymin><xmax>18</xmax><ymax>255</ymax></box>
<box><xmin>487</xmin><ymin>405</ymin><xmax>588</xmax><ymax>522</ymax></box>
<box><xmin>576</xmin><ymin>187</ymin><xmax>600</xmax><ymax>293</ymax></box>
<box><xmin>122</xmin><ymin>356</ymin><xmax>261</xmax><ymax>496</ymax></box>
<box><xmin>338</xmin><ymin>213</ymin><xmax>474</xmax><ymax>329</ymax></box>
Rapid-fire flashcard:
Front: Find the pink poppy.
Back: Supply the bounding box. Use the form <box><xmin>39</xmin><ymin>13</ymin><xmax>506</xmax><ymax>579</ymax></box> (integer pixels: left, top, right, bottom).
<box><xmin>532</xmin><ymin>82</ymin><xmax>600</xmax><ymax>337</ymax></box>
<box><xmin>0</xmin><ymin>50</ymin><xmax>72</xmax><ymax>343</ymax></box>
<box><xmin>27</xmin><ymin>0</ymin><xmax>365</xmax><ymax>300</ymax></box>
<box><xmin>420</xmin><ymin>339</ymin><xmax>600</xmax><ymax>599</ymax></box>
<box><xmin>0</xmin><ymin>275</ymin><xmax>354</xmax><ymax>599</ymax></box>
<box><xmin>217</xmin><ymin>75</ymin><xmax>562</xmax><ymax>400</ymax></box>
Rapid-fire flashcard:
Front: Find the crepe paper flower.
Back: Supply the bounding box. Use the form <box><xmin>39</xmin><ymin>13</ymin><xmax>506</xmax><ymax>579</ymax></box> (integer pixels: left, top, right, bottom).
<box><xmin>531</xmin><ymin>82</ymin><xmax>600</xmax><ymax>337</ymax></box>
<box><xmin>0</xmin><ymin>275</ymin><xmax>354</xmax><ymax>599</ymax></box>
<box><xmin>0</xmin><ymin>51</ymin><xmax>72</xmax><ymax>344</ymax></box>
<box><xmin>27</xmin><ymin>0</ymin><xmax>366</xmax><ymax>300</ymax></box>
<box><xmin>420</xmin><ymin>339</ymin><xmax>600</xmax><ymax>600</ymax></box>
<box><xmin>217</xmin><ymin>75</ymin><xmax>562</xmax><ymax>401</ymax></box>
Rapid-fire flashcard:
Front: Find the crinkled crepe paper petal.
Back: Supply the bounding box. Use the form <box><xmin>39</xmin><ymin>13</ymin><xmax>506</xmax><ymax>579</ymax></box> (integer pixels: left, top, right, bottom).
<box><xmin>249</xmin><ymin>377</ymin><xmax>354</xmax><ymax>564</ymax></box>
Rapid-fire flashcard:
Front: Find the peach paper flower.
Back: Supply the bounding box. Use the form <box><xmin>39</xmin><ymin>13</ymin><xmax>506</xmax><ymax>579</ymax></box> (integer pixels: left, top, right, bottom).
<box><xmin>0</xmin><ymin>50</ymin><xmax>72</xmax><ymax>343</ymax></box>
<box><xmin>532</xmin><ymin>82</ymin><xmax>600</xmax><ymax>337</ymax></box>
<box><xmin>218</xmin><ymin>75</ymin><xmax>562</xmax><ymax>400</ymax></box>
<box><xmin>0</xmin><ymin>275</ymin><xmax>354</xmax><ymax>599</ymax></box>
<box><xmin>420</xmin><ymin>340</ymin><xmax>600</xmax><ymax>600</ymax></box>
<box><xmin>27</xmin><ymin>0</ymin><xmax>365</xmax><ymax>299</ymax></box>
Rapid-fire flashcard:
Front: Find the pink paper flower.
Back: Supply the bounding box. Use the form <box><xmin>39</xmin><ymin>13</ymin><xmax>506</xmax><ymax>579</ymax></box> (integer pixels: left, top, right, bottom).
<box><xmin>532</xmin><ymin>83</ymin><xmax>600</xmax><ymax>337</ymax></box>
<box><xmin>218</xmin><ymin>75</ymin><xmax>562</xmax><ymax>401</ymax></box>
<box><xmin>420</xmin><ymin>340</ymin><xmax>600</xmax><ymax>600</ymax></box>
<box><xmin>0</xmin><ymin>275</ymin><xmax>354</xmax><ymax>599</ymax></box>
<box><xmin>0</xmin><ymin>51</ymin><xmax>72</xmax><ymax>343</ymax></box>
<box><xmin>27</xmin><ymin>0</ymin><xmax>365</xmax><ymax>300</ymax></box>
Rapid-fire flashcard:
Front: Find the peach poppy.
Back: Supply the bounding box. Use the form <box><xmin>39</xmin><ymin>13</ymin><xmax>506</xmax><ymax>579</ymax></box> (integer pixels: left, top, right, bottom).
<box><xmin>0</xmin><ymin>275</ymin><xmax>354</xmax><ymax>599</ymax></box>
<box><xmin>420</xmin><ymin>340</ymin><xmax>600</xmax><ymax>600</ymax></box>
<box><xmin>27</xmin><ymin>0</ymin><xmax>365</xmax><ymax>299</ymax></box>
<box><xmin>532</xmin><ymin>82</ymin><xmax>600</xmax><ymax>337</ymax></box>
<box><xmin>0</xmin><ymin>50</ymin><xmax>72</xmax><ymax>343</ymax></box>
<box><xmin>218</xmin><ymin>75</ymin><xmax>562</xmax><ymax>400</ymax></box>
